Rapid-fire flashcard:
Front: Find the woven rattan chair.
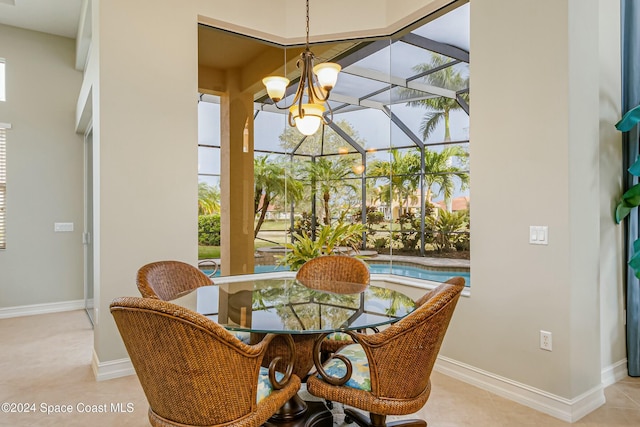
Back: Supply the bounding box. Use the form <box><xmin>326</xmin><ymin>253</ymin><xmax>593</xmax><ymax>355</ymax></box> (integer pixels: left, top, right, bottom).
<box><xmin>306</xmin><ymin>277</ymin><xmax>465</xmax><ymax>427</ymax></box>
<box><xmin>110</xmin><ymin>296</ymin><xmax>301</xmax><ymax>427</ymax></box>
<box><xmin>137</xmin><ymin>260</ymin><xmax>213</xmax><ymax>301</ymax></box>
<box><xmin>296</xmin><ymin>255</ymin><xmax>370</xmax><ymax>359</ymax></box>
<box><xmin>137</xmin><ymin>260</ymin><xmax>252</xmax><ymax>344</ymax></box>
<box><xmin>296</xmin><ymin>255</ymin><xmax>370</xmax><ymax>289</ymax></box>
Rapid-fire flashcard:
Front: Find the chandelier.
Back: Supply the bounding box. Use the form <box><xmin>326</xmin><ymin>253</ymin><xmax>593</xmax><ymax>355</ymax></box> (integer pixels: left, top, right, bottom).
<box><xmin>262</xmin><ymin>0</ymin><xmax>341</xmax><ymax>136</ymax></box>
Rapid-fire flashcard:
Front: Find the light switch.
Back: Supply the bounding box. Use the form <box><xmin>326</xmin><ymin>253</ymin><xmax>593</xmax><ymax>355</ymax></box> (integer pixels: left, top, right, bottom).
<box><xmin>529</xmin><ymin>226</ymin><xmax>548</xmax><ymax>245</ymax></box>
<box><xmin>54</xmin><ymin>222</ymin><xmax>74</xmax><ymax>232</ymax></box>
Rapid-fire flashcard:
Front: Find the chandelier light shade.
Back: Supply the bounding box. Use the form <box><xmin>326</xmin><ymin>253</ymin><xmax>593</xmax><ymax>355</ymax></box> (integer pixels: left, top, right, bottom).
<box><xmin>312</xmin><ymin>63</ymin><xmax>340</xmax><ymax>90</ymax></box>
<box><xmin>262</xmin><ymin>0</ymin><xmax>341</xmax><ymax>135</ymax></box>
<box><xmin>290</xmin><ymin>103</ymin><xmax>325</xmax><ymax>136</ymax></box>
<box><xmin>262</xmin><ymin>76</ymin><xmax>290</xmax><ymax>102</ymax></box>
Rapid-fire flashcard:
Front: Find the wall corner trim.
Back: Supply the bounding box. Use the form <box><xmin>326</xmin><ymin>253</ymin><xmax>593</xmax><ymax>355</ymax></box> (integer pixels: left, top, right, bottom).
<box><xmin>435</xmin><ymin>356</ymin><xmax>605</xmax><ymax>423</ymax></box>
<box><xmin>91</xmin><ymin>349</ymin><xmax>135</xmax><ymax>382</ymax></box>
<box><xmin>601</xmin><ymin>359</ymin><xmax>628</xmax><ymax>388</ymax></box>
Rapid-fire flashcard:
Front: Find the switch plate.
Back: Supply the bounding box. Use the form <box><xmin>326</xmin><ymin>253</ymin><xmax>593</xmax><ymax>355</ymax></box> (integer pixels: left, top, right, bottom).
<box><xmin>529</xmin><ymin>226</ymin><xmax>548</xmax><ymax>245</ymax></box>
<box><xmin>54</xmin><ymin>222</ymin><xmax>74</xmax><ymax>232</ymax></box>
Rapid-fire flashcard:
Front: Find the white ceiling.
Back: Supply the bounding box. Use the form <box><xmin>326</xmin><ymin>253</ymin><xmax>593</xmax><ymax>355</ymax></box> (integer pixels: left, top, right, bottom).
<box><xmin>0</xmin><ymin>0</ymin><xmax>82</xmax><ymax>39</ymax></box>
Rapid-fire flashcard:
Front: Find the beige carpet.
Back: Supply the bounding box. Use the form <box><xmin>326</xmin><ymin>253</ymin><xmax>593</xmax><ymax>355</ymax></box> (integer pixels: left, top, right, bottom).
<box><xmin>2</xmin><ymin>309</ymin><xmax>640</xmax><ymax>427</ymax></box>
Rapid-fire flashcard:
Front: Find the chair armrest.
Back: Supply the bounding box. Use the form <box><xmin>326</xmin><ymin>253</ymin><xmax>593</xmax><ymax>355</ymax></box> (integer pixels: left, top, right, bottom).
<box><xmin>263</xmin><ymin>334</ymin><xmax>296</xmax><ymax>389</ymax></box>
<box><xmin>312</xmin><ymin>332</ymin><xmax>354</xmax><ymax>386</ymax></box>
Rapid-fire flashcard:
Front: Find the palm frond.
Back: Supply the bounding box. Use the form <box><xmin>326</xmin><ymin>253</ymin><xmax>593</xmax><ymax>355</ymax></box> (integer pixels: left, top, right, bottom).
<box><xmin>420</xmin><ymin>111</ymin><xmax>444</xmax><ymax>141</ymax></box>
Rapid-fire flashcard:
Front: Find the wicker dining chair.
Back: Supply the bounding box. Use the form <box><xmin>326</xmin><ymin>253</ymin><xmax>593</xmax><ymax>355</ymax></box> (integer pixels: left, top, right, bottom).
<box><xmin>136</xmin><ymin>260</ymin><xmax>213</xmax><ymax>301</ymax></box>
<box><xmin>136</xmin><ymin>260</ymin><xmax>251</xmax><ymax>344</ymax></box>
<box><xmin>296</xmin><ymin>255</ymin><xmax>370</xmax><ymax>360</ymax></box>
<box><xmin>306</xmin><ymin>277</ymin><xmax>465</xmax><ymax>427</ymax></box>
<box><xmin>296</xmin><ymin>255</ymin><xmax>370</xmax><ymax>289</ymax></box>
<box><xmin>110</xmin><ymin>296</ymin><xmax>301</xmax><ymax>427</ymax></box>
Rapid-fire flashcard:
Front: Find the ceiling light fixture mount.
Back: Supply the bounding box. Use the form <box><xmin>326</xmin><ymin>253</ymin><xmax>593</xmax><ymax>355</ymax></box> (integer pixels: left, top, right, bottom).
<box><xmin>262</xmin><ymin>0</ymin><xmax>341</xmax><ymax>136</ymax></box>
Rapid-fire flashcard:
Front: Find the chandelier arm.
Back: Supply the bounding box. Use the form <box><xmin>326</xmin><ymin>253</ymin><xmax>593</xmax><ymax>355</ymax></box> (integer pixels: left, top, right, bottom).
<box><xmin>268</xmin><ymin>56</ymin><xmax>307</xmax><ymax>111</ymax></box>
<box><xmin>310</xmin><ymin>80</ymin><xmax>331</xmax><ymax>102</ymax></box>
<box><xmin>304</xmin><ymin>51</ymin><xmax>317</xmax><ymax>106</ymax></box>
<box><xmin>322</xmin><ymin>99</ymin><xmax>334</xmax><ymax>125</ymax></box>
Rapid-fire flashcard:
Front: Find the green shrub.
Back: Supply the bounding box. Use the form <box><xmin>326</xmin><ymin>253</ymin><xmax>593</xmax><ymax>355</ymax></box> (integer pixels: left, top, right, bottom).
<box><xmin>198</xmin><ymin>214</ymin><xmax>221</xmax><ymax>246</ymax></box>
<box><xmin>354</xmin><ymin>206</ymin><xmax>385</xmax><ymax>232</ymax></box>
<box><xmin>395</xmin><ymin>212</ymin><xmax>422</xmax><ymax>251</ymax></box>
<box><xmin>291</xmin><ymin>211</ymin><xmax>313</xmax><ymax>235</ymax></box>
<box><xmin>278</xmin><ymin>221</ymin><xmax>367</xmax><ymax>270</ymax></box>
<box><xmin>427</xmin><ymin>209</ymin><xmax>468</xmax><ymax>252</ymax></box>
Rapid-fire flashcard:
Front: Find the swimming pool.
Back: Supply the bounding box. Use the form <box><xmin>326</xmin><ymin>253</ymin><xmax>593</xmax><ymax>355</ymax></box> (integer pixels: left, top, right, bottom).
<box><xmin>204</xmin><ymin>263</ymin><xmax>470</xmax><ymax>287</ymax></box>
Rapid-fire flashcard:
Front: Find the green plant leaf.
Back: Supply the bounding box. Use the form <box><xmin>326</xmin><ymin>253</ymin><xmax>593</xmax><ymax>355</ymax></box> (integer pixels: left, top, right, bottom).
<box><xmin>621</xmin><ymin>183</ymin><xmax>640</xmax><ymax>207</ymax></box>
<box><xmin>630</xmin><ymin>239</ymin><xmax>640</xmax><ymax>279</ymax></box>
<box><xmin>616</xmin><ymin>202</ymin><xmax>633</xmax><ymax>224</ymax></box>
<box><xmin>630</xmin><ymin>249</ymin><xmax>640</xmax><ymax>273</ymax></box>
<box><xmin>616</xmin><ymin>104</ymin><xmax>640</xmax><ymax>132</ymax></box>
<box><xmin>629</xmin><ymin>157</ymin><xmax>640</xmax><ymax>177</ymax></box>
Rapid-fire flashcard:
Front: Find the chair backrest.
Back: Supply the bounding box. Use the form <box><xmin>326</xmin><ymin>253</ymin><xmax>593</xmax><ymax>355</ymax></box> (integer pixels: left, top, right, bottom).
<box><xmin>356</xmin><ymin>277</ymin><xmax>464</xmax><ymax>400</ymax></box>
<box><xmin>110</xmin><ymin>296</ymin><xmax>265</xmax><ymax>426</ymax></box>
<box><xmin>414</xmin><ymin>276</ymin><xmax>465</xmax><ymax>307</ymax></box>
<box><xmin>137</xmin><ymin>260</ymin><xmax>212</xmax><ymax>301</ymax></box>
<box><xmin>296</xmin><ymin>255</ymin><xmax>370</xmax><ymax>286</ymax></box>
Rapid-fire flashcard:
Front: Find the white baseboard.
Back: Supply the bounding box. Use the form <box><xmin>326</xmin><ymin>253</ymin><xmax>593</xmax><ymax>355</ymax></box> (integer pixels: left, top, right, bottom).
<box><xmin>435</xmin><ymin>356</ymin><xmax>605</xmax><ymax>423</ymax></box>
<box><xmin>0</xmin><ymin>299</ymin><xmax>85</xmax><ymax>319</ymax></box>
<box><xmin>601</xmin><ymin>359</ymin><xmax>628</xmax><ymax>387</ymax></box>
<box><xmin>91</xmin><ymin>348</ymin><xmax>135</xmax><ymax>381</ymax></box>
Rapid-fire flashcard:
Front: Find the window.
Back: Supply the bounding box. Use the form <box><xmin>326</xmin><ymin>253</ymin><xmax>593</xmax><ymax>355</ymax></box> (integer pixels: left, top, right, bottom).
<box><xmin>0</xmin><ymin>59</ymin><xmax>5</xmax><ymax>102</ymax></box>
<box><xmin>0</xmin><ymin>124</ymin><xmax>6</xmax><ymax>249</ymax></box>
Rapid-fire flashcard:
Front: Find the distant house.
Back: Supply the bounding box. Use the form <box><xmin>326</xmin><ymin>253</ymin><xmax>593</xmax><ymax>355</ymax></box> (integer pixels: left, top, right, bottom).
<box><xmin>433</xmin><ymin>196</ymin><xmax>470</xmax><ymax>212</ymax></box>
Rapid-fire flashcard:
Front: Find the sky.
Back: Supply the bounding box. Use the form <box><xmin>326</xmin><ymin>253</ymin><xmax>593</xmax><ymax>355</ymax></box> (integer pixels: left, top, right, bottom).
<box><xmin>198</xmin><ymin>100</ymin><xmax>470</xmax><ymax>204</ymax></box>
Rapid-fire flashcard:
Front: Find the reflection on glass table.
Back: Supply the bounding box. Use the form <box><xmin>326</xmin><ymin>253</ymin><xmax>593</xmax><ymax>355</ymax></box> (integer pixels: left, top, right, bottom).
<box><xmin>198</xmin><ymin>277</ymin><xmax>415</xmax><ymax>334</ymax></box>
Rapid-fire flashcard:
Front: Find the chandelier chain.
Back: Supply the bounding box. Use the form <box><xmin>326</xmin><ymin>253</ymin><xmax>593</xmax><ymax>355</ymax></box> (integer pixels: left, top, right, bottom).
<box><xmin>306</xmin><ymin>0</ymin><xmax>310</xmax><ymax>48</ymax></box>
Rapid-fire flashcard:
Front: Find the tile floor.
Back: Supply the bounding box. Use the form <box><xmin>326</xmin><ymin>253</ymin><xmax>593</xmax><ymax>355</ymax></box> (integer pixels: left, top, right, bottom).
<box><xmin>1</xmin><ymin>310</ymin><xmax>639</xmax><ymax>426</ymax></box>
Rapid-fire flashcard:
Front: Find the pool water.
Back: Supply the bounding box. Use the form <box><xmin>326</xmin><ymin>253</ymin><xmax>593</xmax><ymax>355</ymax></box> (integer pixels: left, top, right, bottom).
<box><xmin>204</xmin><ymin>263</ymin><xmax>470</xmax><ymax>287</ymax></box>
<box><xmin>370</xmin><ymin>264</ymin><xmax>470</xmax><ymax>286</ymax></box>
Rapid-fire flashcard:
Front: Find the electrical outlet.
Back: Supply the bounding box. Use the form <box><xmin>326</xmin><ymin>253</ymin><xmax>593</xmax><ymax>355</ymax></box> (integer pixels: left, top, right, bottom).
<box><xmin>540</xmin><ymin>330</ymin><xmax>552</xmax><ymax>351</ymax></box>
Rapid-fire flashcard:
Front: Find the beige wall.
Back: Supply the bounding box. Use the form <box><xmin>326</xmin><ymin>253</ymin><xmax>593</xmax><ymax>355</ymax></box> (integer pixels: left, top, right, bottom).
<box><xmin>87</xmin><ymin>0</ymin><xmax>199</xmax><ymax>361</ymax></box>
<box><xmin>454</xmin><ymin>0</ymin><xmax>603</xmax><ymax>399</ymax></box>
<box><xmin>598</xmin><ymin>0</ymin><xmax>626</xmax><ymax>376</ymax></box>
<box><xmin>0</xmin><ymin>25</ymin><xmax>83</xmax><ymax>308</ymax></box>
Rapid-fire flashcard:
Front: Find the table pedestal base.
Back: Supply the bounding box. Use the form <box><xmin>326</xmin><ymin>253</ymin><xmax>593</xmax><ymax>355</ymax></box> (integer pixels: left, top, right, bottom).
<box><xmin>265</xmin><ymin>395</ymin><xmax>333</xmax><ymax>427</ymax></box>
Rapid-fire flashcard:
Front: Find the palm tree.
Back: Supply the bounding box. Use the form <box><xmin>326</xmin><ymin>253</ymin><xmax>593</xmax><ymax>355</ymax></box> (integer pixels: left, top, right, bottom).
<box><xmin>305</xmin><ymin>156</ymin><xmax>359</xmax><ymax>225</ymax></box>
<box><xmin>368</xmin><ymin>149</ymin><xmax>421</xmax><ymax>216</ymax></box>
<box><xmin>254</xmin><ymin>156</ymin><xmax>303</xmax><ymax>238</ymax></box>
<box><xmin>198</xmin><ymin>182</ymin><xmax>220</xmax><ymax>215</ymax></box>
<box><xmin>423</xmin><ymin>146</ymin><xmax>469</xmax><ymax>208</ymax></box>
<box><xmin>401</xmin><ymin>54</ymin><xmax>469</xmax><ymax>142</ymax></box>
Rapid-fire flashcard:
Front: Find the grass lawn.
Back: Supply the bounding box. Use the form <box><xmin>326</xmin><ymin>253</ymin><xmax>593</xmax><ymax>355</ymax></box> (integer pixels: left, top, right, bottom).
<box><xmin>254</xmin><ymin>220</ymin><xmax>291</xmax><ymax>231</ymax></box>
<box><xmin>198</xmin><ymin>240</ymin><xmax>283</xmax><ymax>259</ymax></box>
<box><xmin>198</xmin><ymin>245</ymin><xmax>221</xmax><ymax>259</ymax></box>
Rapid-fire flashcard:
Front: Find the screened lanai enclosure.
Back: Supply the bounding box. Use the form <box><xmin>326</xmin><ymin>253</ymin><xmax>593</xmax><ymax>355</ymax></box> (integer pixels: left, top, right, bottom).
<box><xmin>197</xmin><ymin>2</ymin><xmax>470</xmax><ymax>265</ymax></box>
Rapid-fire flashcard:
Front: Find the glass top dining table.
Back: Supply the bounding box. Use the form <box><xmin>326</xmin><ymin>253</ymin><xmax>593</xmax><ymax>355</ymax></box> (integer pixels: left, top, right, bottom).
<box><xmin>191</xmin><ymin>275</ymin><xmax>418</xmax><ymax>427</ymax></box>
<box><xmin>196</xmin><ymin>276</ymin><xmax>417</xmax><ymax>335</ymax></box>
